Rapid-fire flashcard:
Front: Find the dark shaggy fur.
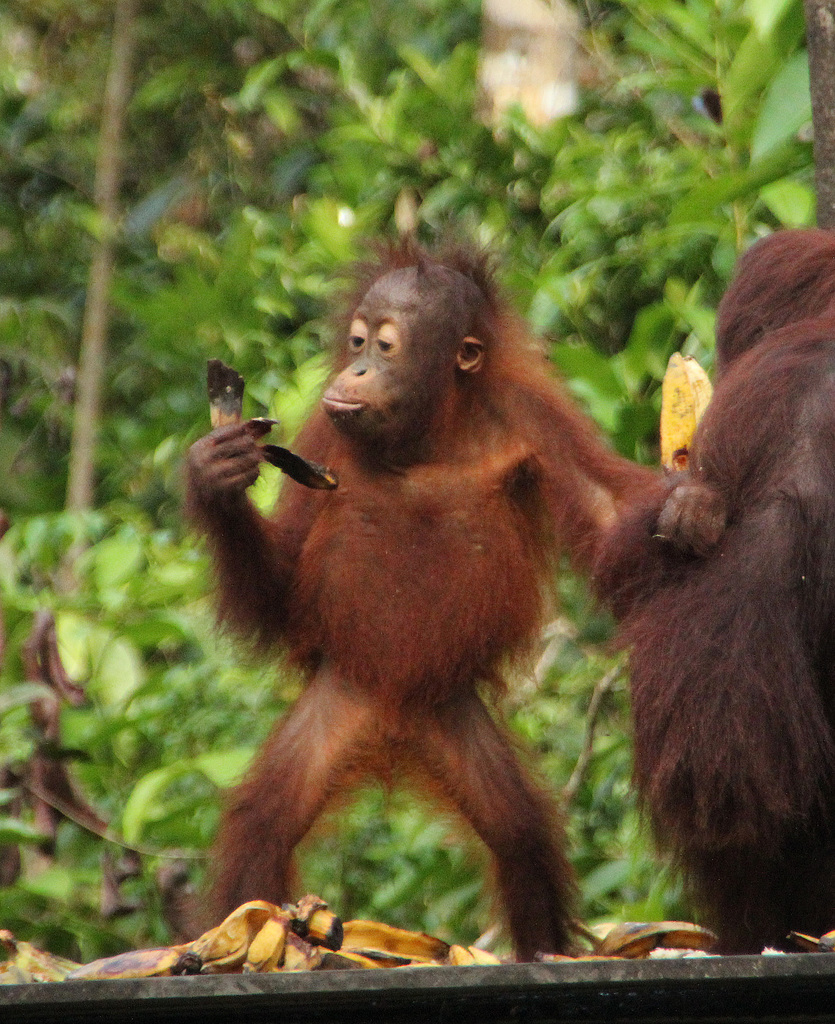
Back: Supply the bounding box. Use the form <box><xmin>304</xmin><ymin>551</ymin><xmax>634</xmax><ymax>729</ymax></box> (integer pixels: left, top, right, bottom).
<box><xmin>595</xmin><ymin>230</ymin><xmax>835</xmax><ymax>952</ymax></box>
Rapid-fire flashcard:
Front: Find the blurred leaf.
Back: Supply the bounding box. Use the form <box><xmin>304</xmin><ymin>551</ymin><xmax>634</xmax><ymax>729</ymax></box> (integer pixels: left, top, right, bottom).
<box><xmin>750</xmin><ymin>49</ymin><xmax>810</xmax><ymax>160</ymax></box>
<box><xmin>21</xmin><ymin>866</ymin><xmax>78</xmax><ymax>902</ymax></box>
<box><xmin>0</xmin><ymin>683</ymin><xmax>52</xmax><ymax>715</ymax></box>
<box><xmin>616</xmin><ymin>304</ymin><xmax>676</xmax><ymax>391</ymax></box>
<box><xmin>584</xmin><ymin>859</ymin><xmax>633</xmax><ymax>901</ymax></box>
<box><xmin>723</xmin><ymin>27</ymin><xmax>780</xmax><ymax>133</ymax></box>
<box><xmin>745</xmin><ymin>0</ymin><xmax>798</xmax><ymax>38</ymax></box>
<box><xmin>0</xmin><ymin>819</ymin><xmax>49</xmax><ymax>845</ymax></box>
<box><xmin>553</xmin><ymin>343</ymin><xmax>627</xmax><ymax>431</ymax></box>
<box><xmin>192</xmin><ymin>749</ymin><xmax>256</xmax><ymax>787</ymax></box>
<box><xmin>92</xmin><ymin>528</ymin><xmax>145</xmax><ymax>596</ymax></box>
<box><xmin>121</xmin><ymin>749</ymin><xmax>254</xmax><ymax>845</ymax></box>
<box><xmin>759</xmin><ymin>178</ymin><xmax>815</xmax><ymax>226</ymax></box>
<box><xmin>669</xmin><ymin>143</ymin><xmax>809</xmax><ymax>223</ymax></box>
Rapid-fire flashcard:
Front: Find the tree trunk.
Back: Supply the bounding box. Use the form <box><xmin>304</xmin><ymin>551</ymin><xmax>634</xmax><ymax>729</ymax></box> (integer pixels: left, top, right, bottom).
<box><xmin>65</xmin><ymin>0</ymin><xmax>139</xmax><ymax>511</ymax></box>
<box><xmin>805</xmin><ymin>0</ymin><xmax>835</xmax><ymax>227</ymax></box>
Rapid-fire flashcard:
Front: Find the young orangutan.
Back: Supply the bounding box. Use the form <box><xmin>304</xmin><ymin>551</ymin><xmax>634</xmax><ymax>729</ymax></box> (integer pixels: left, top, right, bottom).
<box><xmin>186</xmin><ymin>239</ymin><xmax>655</xmax><ymax>960</ymax></box>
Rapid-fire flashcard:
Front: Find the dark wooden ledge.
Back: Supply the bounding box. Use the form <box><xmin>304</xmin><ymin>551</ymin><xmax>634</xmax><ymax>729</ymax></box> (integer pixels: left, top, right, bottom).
<box><xmin>4</xmin><ymin>953</ymin><xmax>835</xmax><ymax>1023</ymax></box>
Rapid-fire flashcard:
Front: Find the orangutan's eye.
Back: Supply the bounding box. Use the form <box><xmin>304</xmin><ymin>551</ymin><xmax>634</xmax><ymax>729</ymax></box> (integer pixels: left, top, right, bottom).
<box><xmin>376</xmin><ymin>322</ymin><xmax>400</xmax><ymax>356</ymax></box>
<box><xmin>348</xmin><ymin>317</ymin><xmax>368</xmax><ymax>352</ymax></box>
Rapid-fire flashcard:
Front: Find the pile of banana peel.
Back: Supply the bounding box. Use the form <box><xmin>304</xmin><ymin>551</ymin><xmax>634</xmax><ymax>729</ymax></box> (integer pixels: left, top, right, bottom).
<box><xmin>1</xmin><ymin>896</ymin><xmax>723</xmax><ymax>984</ymax></box>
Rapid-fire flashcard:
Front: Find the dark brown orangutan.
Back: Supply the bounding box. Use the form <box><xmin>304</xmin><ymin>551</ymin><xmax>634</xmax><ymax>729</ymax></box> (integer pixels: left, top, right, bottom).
<box><xmin>595</xmin><ymin>228</ymin><xmax>835</xmax><ymax>953</ymax></box>
<box><xmin>186</xmin><ymin>239</ymin><xmax>655</xmax><ymax>960</ymax></box>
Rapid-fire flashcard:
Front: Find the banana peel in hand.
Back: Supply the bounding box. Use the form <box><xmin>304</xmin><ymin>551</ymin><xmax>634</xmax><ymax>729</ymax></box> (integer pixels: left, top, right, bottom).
<box><xmin>660</xmin><ymin>353</ymin><xmax>712</xmax><ymax>472</ymax></box>
<box><xmin>207</xmin><ymin>359</ymin><xmax>337</xmax><ymax>490</ymax></box>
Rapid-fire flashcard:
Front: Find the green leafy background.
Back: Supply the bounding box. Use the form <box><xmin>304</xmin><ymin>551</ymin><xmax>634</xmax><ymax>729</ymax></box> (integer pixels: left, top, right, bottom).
<box><xmin>0</xmin><ymin>0</ymin><xmax>815</xmax><ymax>960</ymax></box>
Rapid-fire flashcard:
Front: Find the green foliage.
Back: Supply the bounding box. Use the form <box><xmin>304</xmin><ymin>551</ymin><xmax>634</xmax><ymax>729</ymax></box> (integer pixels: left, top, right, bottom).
<box><xmin>0</xmin><ymin>0</ymin><xmax>817</xmax><ymax>960</ymax></box>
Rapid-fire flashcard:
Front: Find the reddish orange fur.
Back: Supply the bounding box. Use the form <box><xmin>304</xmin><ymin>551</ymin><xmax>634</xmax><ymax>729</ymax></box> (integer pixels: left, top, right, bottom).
<box><xmin>187</xmin><ymin>240</ymin><xmax>654</xmax><ymax>959</ymax></box>
<box><xmin>595</xmin><ymin>230</ymin><xmax>835</xmax><ymax>952</ymax></box>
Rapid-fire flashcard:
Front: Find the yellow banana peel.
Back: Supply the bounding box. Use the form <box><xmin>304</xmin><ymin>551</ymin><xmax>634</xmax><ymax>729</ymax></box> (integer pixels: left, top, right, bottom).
<box><xmin>0</xmin><ymin>930</ymin><xmax>80</xmax><ymax>983</ymax></box>
<box><xmin>448</xmin><ymin>944</ymin><xmax>476</xmax><ymax>965</ymax></box>
<box><xmin>596</xmin><ymin>920</ymin><xmax>717</xmax><ymax>958</ymax></box>
<box><xmin>67</xmin><ymin>946</ymin><xmax>193</xmax><ymax>981</ymax></box>
<box><xmin>660</xmin><ymin>353</ymin><xmax>712</xmax><ymax>471</ymax></box>
<box><xmin>282</xmin><ymin>931</ymin><xmax>323</xmax><ymax>971</ymax></box>
<box><xmin>294</xmin><ymin>893</ymin><xmax>343</xmax><ymax>951</ymax></box>
<box><xmin>466</xmin><ymin>945</ymin><xmax>502</xmax><ymax>965</ymax></box>
<box><xmin>342</xmin><ymin>919</ymin><xmax>450</xmax><ymax>963</ymax></box>
<box><xmin>190</xmin><ymin>900</ymin><xmax>283</xmax><ymax>973</ymax></box>
<box><xmin>447</xmin><ymin>944</ymin><xmax>502</xmax><ymax>966</ymax></box>
<box><xmin>243</xmin><ymin>913</ymin><xmax>289</xmax><ymax>973</ymax></box>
